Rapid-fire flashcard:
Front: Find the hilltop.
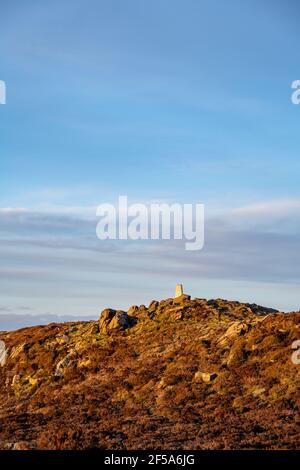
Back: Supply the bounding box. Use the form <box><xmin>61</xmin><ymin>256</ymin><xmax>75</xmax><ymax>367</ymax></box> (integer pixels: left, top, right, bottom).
<box><xmin>0</xmin><ymin>296</ymin><xmax>299</xmax><ymax>450</ymax></box>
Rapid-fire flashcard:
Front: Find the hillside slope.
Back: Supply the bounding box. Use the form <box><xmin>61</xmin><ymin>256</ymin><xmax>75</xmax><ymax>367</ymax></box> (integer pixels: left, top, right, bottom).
<box><xmin>0</xmin><ymin>297</ymin><xmax>299</xmax><ymax>450</ymax></box>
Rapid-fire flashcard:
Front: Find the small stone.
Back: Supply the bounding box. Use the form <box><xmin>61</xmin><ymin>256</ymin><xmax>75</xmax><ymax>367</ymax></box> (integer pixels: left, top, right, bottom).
<box><xmin>29</xmin><ymin>376</ymin><xmax>38</xmax><ymax>386</ymax></box>
<box><xmin>252</xmin><ymin>387</ymin><xmax>266</xmax><ymax>397</ymax></box>
<box><xmin>56</xmin><ymin>334</ymin><xmax>70</xmax><ymax>344</ymax></box>
<box><xmin>13</xmin><ymin>441</ymin><xmax>36</xmax><ymax>450</ymax></box>
<box><xmin>12</xmin><ymin>374</ymin><xmax>21</xmax><ymax>385</ymax></box>
<box><xmin>194</xmin><ymin>371</ymin><xmax>218</xmax><ymax>383</ymax></box>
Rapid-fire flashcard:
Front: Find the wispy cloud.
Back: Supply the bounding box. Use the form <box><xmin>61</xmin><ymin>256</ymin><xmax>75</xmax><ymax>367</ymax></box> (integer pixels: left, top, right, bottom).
<box><xmin>0</xmin><ymin>199</ymin><xmax>300</xmax><ymax>326</ymax></box>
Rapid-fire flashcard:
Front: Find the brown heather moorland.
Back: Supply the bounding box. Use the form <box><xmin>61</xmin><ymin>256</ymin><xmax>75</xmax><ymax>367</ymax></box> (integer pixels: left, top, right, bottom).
<box><xmin>0</xmin><ymin>296</ymin><xmax>299</xmax><ymax>450</ymax></box>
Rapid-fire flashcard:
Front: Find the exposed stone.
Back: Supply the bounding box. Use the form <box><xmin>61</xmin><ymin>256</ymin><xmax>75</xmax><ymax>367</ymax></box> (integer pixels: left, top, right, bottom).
<box><xmin>167</xmin><ymin>306</ymin><xmax>186</xmax><ymax>321</ymax></box>
<box><xmin>55</xmin><ymin>353</ymin><xmax>75</xmax><ymax>377</ymax></box>
<box><xmin>173</xmin><ymin>294</ymin><xmax>191</xmax><ymax>304</ymax></box>
<box><xmin>128</xmin><ymin>305</ymin><xmax>139</xmax><ymax>316</ymax></box>
<box><xmin>99</xmin><ymin>308</ymin><xmax>117</xmax><ymax>334</ymax></box>
<box><xmin>159</xmin><ymin>298</ymin><xmax>174</xmax><ymax>307</ymax></box>
<box><xmin>148</xmin><ymin>300</ymin><xmax>159</xmax><ymax>311</ymax></box>
<box><xmin>86</xmin><ymin>322</ymin><xmax>99</xmax><ymax>335</ymax></box>
<box><xmin>194</xmin><ymin>371</ymin><xmax>218</xmax><ymax>383</ymax></box>
<box><xmin>12</xmin><ymin>374</ymin><xmax>21</xmax><ymax>386</ymax></box>
<box><xmin>227</xmin><ymin>342</ymin><xmax>246</xmax><ymax>367</ymax></box>
<box><xmin>99</xmin><ymin>309</ymin><xmax>137</xmax><ymax>334</ymax></box>
<box><xmin>252</xmin><ymin>387</ymin><xmax>266</xmax><ymax>397</ymax></box>
<box><xmin>10</xmin><ymin>342</ymin><xmax>27</xmax><ymax>359</ymax></box>
<box><xmin>110</xmin><ymin>311</ymin><xmax>137</xmax><ymax>330</ymax></box>
<box><xmin>29</xmin><ymin>376</ymin><xmax>38</xmax><ymax>386</ymax></box>
<box><xmin>56</xmin><ymin>334</ymin><xmax>70</xmax><ymax>344</ymax></box>
<box><xmin>13</xmin><ymin>441</ymin><xmax>36</xmax><ymax>450</ymax></box>
<box><xmin>218</xmin><ymin>321</ymin><xmax>250</xmax><ymax>348</ymax></box>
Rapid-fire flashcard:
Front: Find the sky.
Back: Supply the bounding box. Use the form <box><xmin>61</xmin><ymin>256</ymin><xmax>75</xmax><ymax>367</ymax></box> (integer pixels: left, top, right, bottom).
<box><xmin>1</xmin><ymin>0</ymin><xmax>300</xmax><ymax>329</ymax></box>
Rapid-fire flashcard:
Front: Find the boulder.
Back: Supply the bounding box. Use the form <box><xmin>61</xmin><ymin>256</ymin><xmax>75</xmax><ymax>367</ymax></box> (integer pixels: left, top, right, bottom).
<box><xmin>99</xmin><ymin>308</ymin><xmax>117</xmax><ymax>334</ymax></box>
<box><xmin>99</xmin><ymin>309</ymin><xmax>137</xmax><ymax>334</ymax></box>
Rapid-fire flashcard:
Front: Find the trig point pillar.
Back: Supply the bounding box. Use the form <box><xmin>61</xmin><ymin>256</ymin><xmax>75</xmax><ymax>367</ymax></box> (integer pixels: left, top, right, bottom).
<box><xmin>175</xmin><ymin>284</ymin><xmax>183</xmax><ymax>298</ymax></box>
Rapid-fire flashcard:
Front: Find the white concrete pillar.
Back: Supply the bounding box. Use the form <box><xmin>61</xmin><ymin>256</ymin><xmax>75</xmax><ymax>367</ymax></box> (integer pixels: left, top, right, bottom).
<box><xmin>175</xmin><ymin>284</ymin><xmax>183</xmax><ymax>298</ymax></box>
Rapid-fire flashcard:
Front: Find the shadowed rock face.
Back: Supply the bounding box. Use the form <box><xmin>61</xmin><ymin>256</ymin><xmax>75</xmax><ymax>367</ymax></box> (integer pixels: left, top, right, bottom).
<box><xmin>99</xmin><ymin>309</ymin><xmax>137</xmax><ymax>334</ymax></box>
<box><xmin>0</xmin><ymin>297</ymin><xmax>299</xmax><ymax>450</ymax></box>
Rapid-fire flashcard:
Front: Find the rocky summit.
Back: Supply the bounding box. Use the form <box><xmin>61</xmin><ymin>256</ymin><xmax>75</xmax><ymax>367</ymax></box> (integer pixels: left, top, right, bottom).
<box><xmin>0</xmin><ymin>297</ymin><xmax>299</xmax><ymax>450</ymax></box>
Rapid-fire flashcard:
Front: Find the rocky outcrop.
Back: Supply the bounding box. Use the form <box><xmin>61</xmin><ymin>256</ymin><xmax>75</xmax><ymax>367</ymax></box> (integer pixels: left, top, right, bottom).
<box><xmin>0</xmin><ymin>297</ymin><xmax>299</xmax><ymax>450</ymax></box>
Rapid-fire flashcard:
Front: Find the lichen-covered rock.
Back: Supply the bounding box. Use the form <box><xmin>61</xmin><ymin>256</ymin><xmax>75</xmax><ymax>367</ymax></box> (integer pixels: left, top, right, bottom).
<box><xmin>55</xmin><ymin>353</ymin><xmax>75</xmax><ymax>377</ymax></box>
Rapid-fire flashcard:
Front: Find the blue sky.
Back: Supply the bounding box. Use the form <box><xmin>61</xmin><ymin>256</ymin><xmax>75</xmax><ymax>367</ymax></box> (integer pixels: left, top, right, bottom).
<box><xmin>1</xmin><ymin>0</ymin><xmax>300</xmax><ymax>328</ymax></box>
